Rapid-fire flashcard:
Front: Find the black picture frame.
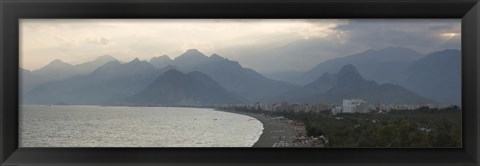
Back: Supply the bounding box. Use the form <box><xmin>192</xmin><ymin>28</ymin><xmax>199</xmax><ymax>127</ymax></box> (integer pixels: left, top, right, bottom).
<box><xmin>1</xmin><ymin>0</ymin><xmax>479</xmax><ymax>165</ymax></box>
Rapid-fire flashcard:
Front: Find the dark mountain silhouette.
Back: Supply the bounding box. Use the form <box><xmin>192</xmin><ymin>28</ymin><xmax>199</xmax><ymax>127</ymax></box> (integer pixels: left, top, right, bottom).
<box><xmin>36</xmin><ymin>55</ymin><xmax>117</xmax><ymax>78</ymax></box>
<box><xmin>184</xmin><ymin>52</ymin><xmax>298</xmax><ymax>102</ymax></box>
<box><xmin>263</xmin><ymin>71</ymin><xmax>304</xmax><ymax>85</ymax></box>
<box><xmin>172</xmin><ymin>49</ymin><xmax>212</xmax><ymax>70</ymax></box>
<box><xmin>400</xmin><ymin>49</ymin><xmax>461</xmax><ymax>105</ymax></box>
<box><xmin>24</xmin><ymin>59</ymin><xmax>161</xmax><ymax>105</ymax></box>
<box><xmin>22</xmin><ymin>48</ymin><xmax>456</xmax><ymax>106</ymax></box>
<box><xmin>20</xmin><ymin>68</ymin><xmax>35</xmax><ymax>98</ymax></box>
<box><xmin>309</xmin><ymin>64</ymin><xmax>433</xmax><ymax>104</ymax></box>
<box><xmin>90</xmin><ymin>58</ymin><xmax>156</xmax><ymax>79</ymax></box>
<box><xmin>29</xmin><ymin>59</ymin><xmax>77</xmax><ymax>87</ymax></box>
<box><xmin>142</xmin><ymin>49</ymin><xmax>299</xmax><ymax>102</ymax></box>
<box><xmin>121</xmin><ymin>69</ymin><xmax>246</xmax><ymax>106</ymax></box>
<box><xmin>269</xmin><ymin>72</ymin><xmax>336</xmax><ymax>102</ymax></box>
<box><xmin>282</xmin><ymin>47</ymin><xmax>425</xmax><ymax>85</ymax></box>
<box><xmin>21</xmin><ymin>55</ymin><xmax>117</xmax><ymax>92</ymax></box>
<box><xmin>150</xmin><ymin>55</ymin><xmax>173</xmax><ymax>69</ymax></box>
<box><xmin>24</xmin><ymin>50</ymin><xmax>297</xmax><ymax>105</ymax></box>
<box><xmin>75</xmin><ymin>55</ymin><xmax>117</xmax><ymax>74</ymax></box>
<box><xmin>276</xmin><ymin>64</ymin><xmax>433</xmax><ymax>104</ymax></box>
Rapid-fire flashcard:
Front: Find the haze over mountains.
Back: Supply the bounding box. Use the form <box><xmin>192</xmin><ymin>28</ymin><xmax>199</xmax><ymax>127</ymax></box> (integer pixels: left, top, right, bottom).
<box><xmin>21</xmin><ymin>55</ymin><xmax>117</xmax><ymax>93</ymax></box>
<box><xmin>266</xmin><ymin>47</ymin><xmax>425</xmax><ymax>85</ymax></box>
<box><xmin>273</xmin><ymin>64</ymin><xmax>433</xmax><ymax>104</ymax></box>
<box><xmin>401</xmin><ymin>49</ymin><xmax>461</xmax><ymax>104</ymax></box>
<box><xmin>265</xmin><ymin>47</ymin><xmax>461</xmax><ymax>105</ymax></box>
<box><xmin>24</xmin><ymin>58</ymin><xmax>161</xmax><ymax>104</ymax></box>
<box><xmin>121</xmin><ymin>70</ymin><xmax>247</xmax><ymax>105</ymax></box>
<box><xmin>21</xmin><ymin>47</ymin><xmax>461</xmax><ymax>106</ymax></box>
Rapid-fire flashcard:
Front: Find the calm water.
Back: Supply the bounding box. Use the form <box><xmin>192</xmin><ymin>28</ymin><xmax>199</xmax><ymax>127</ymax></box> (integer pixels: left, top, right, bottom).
<box><xmin>20</xmin><ymin>105</ymin><xmax>263</xmax><ymax>147</ymax></box>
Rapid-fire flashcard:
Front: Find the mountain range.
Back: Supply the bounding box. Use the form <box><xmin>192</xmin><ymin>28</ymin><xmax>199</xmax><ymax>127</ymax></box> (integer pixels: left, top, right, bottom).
<box><xmin>266</xmin><ymin>47</ymin><xmax>425</xmax><ymax>85</ymax></box>
<box><xmin>21</xmin><ymin>55</ymin><xmax>117</xmax><ymax>93</ymax></box>
<box><xmin>120</xmin><ymin>69</ymin><xmax>247</xmax><ymax>106</ymax></box>
<box><xmin>24</xmin><ymin>58</ymin><xmax>161</xmax><ymax>105</ymax></box>
<box><xmin>273</xmin><ymin>64</ymin><xmax>433</xmax><ymax>104</ymax></box>
<box><xmin>265</xmin><ymin>47</ymin><xmax>461</xmax><ymax>105</ymax></box>
<box><xmin>400</xmin><ymin>49</ymin><xmax>461</xmax><ymax>104</ymax></box>
<box><xmin>21</xmin><ymin>47</ymin><xmax>461</xmax><ymax>106</ymax></box>
<box><xmin>152</xmin><ymin>49</ymin><xmax>297</xmax><ymax>101</ymax></box>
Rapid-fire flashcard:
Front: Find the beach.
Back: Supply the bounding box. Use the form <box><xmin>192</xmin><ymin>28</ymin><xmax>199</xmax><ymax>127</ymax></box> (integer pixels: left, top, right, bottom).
<box><xmin>218</xmin><ymin>109</ymin><xmax>324</xmax><ymax>147</ymax></box>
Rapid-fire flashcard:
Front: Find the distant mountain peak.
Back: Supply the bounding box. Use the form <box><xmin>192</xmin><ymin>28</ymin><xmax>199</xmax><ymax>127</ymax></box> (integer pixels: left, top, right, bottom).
<box><xmin>107</xmin><ymin>60</ymin><xmax>121</xmax><ymax>65</ymax></box>
<box><xmin>130</xmin><ymin>58</ymin><xmax>141</xmax><ymax>63</ymax></box>
<box><xmin>335</xmin><ymin>64</ymin><xmax>366</xmax><ymax>85</ymax></box>
<box><xmin>172</xmin><ymin>49</ymin><xmax>211</xmax><ymax>69</ymax></box>
<box><xmin>209</xmin><ymin>54</ymin><xmax>226</xmax><ymax>61</ymax></box>
<box><xmin>150</xmin><ymin>55</ymin><xmax>173</xmax><ymax>69</ymax></box>
<box><xmin>122</xmin><ymin>67</ymin><xmax>246</xmax><ymax>105</ymax></box>
<box><xmin>94</xmin><ymin>55</ymin><xmax>116</xmax><ymax>62</ymax></box>
<box><xmin>186</xmin><ymin>48</ymin><xmax>201</xmax><ymax>53</ymax></box>
<box><xmin>51</xmin><ymin>59</ymin><xmax>62</xmax><ymax>63</ymax></box>
<box><xmin>123</xmin><ymin>58</ymin><xmax>155</xmax><ymax>69</ymax></box>
<box><xmin>151</xmin><ymin>55</ymin><xmax>172</xmax><ymax>61</ymax></box>
<box><xmin>337</xmin><ymin>64</ymin><xmax>358</xmax><ymax>75</ymax></box>
<box><xmin>431</xmin><ymin>49</ymin><xmax>461</xmax><ymax>56</ymax></box>
<box><xmin>179</xmin><ymin>49</ymin><xmax>206</xmax><ymax>58</ymax></box>
<box><xmin>40</xmin><ymin>59</ymin><xmax>74</xmax><ymax>70</ymax></box>
<box><xmin>48</xmin><ymin>59</ymin><xmax>70</xmax><ymax>65</ymax></box>
<box><xmin>210</xmin><ymin>53</ymin><xmax>223</xmax><ymax>58</ymax></box>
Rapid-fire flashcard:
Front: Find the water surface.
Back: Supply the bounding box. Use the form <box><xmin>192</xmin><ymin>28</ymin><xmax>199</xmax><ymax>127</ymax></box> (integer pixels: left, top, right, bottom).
<box><xmin>20</xmin><ymin>105</ymin><xmax>263</xmax><ymax>147</ymax></box>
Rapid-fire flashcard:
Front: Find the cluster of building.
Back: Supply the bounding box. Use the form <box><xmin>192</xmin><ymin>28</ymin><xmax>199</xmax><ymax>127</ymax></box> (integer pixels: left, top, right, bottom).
<box><xmin>340</xmin><ymin>99</ymin><xmax>369</xmax><ymax>113</ymax></box>
<box><xmin>246</xmin><ymin>99</ymin><xmax>458</xmax><ymax>114</ymax></box>
<box><xmin>373</xmin><ymin>103</ymin><xmax>456</xmax><ymax>111</ymax></box>
<box><xmin>253</xmin><ymin>101</ymin><xmax>335</xmax><ymax>113</ymax></box>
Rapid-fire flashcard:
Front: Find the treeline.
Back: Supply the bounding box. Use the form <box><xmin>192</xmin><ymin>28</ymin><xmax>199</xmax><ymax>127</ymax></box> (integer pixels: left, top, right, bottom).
<box><xmin>230</xmin><ymin>106</ymin><xmax>462</xmax><ymax>148</ymax></box>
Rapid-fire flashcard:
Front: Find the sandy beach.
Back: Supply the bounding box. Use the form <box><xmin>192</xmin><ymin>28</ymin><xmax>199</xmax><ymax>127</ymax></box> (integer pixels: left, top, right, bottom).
<box><xmin>219</xmin><ymin>110</ymin><xmax>322</xmax><ymax>147</ymax></box>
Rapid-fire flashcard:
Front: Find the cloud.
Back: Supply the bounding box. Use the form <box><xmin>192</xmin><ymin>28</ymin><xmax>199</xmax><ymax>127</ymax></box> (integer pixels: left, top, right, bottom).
<box><xmin>332</xmin><ymin>19</ymin><xmax>461</xmax><ymax>53</ymax></box>
<box><xmin>226</xmin><ymin>19</ymin><xmax>461</xmax><ymax>72</ymax></box>
<box><xmin>87</xmin><ymin>37</ymin><xmax>110</xmax><ymax>46</ymax></box>
<box><xmin>20</xmin><ymin>19</ymin><xmax>461</xmax><ymax>72</ymax></box>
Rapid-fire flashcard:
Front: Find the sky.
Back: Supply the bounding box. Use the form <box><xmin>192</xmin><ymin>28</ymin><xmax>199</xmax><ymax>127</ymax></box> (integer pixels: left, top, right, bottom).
<box><xmin>20</xmin><ymin>19</ymin><xmax>461</xmax><ymax>72</ymax></box>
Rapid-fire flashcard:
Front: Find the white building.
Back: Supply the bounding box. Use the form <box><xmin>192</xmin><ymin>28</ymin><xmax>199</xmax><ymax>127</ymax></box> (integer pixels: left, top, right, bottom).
<box><xmin>332</xmin><ymin>106</ymin><xmax>343</xmax><ymax>114</ymax></box>
<box><xmin>342</xmin><ymin>99</ymin><xmax>368</xmax><ymax>113</ymax></box>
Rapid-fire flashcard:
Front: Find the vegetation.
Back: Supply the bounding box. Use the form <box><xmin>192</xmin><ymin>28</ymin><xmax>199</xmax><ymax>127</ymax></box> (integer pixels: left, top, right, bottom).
<box><xmin>232</xmin><ymin>106</ymin><xmax>462</xmax><ymax>148</ymax></box>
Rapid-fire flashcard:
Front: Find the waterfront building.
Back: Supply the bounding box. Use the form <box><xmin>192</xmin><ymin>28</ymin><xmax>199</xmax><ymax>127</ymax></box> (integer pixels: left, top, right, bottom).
<box><xmin>332</xmin><ymin>106</ymin><xmax>343</xmax><ymax>114</ymax></box>
<box><xmin>342</xmin><ymin>99</ymin><xmax>368</xmax><ymax>113</ymax></box>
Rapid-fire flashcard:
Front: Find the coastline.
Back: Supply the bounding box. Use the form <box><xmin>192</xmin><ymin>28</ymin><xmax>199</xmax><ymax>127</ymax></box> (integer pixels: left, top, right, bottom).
<box><xmin>25</xmin><ymin>105</ymin><xmax>323</xmax><ymax>147</ymax></box>
<box><xmin>218</xmin><ymin>109</ymin><xmax>314</xmax><ymax>147</ymax></box>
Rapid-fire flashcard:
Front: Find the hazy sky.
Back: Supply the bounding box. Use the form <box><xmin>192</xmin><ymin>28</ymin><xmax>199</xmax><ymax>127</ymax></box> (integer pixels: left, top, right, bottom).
<box><xmin>20</xmin><ymin>19</ymin><xmax>461</xmax><ymax>72</ymax></box>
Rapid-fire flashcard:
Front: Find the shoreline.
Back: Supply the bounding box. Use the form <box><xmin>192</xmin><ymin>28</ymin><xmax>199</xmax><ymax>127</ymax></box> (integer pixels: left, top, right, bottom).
<box><xmin>218</xmin><ymin>109</ymin><xmax>318</xmax><ymax>147</ymax></box>
<box><xmin>26</xmin><ymin>105</ymin><xmax>317</xmax><ymax>147</ymax></box>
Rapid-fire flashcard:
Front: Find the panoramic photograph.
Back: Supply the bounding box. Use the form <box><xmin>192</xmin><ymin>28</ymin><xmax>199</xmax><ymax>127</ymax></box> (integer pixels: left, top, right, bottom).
<box><xmin>19</xmin><ymin>19</ymin><xmax>461</xmax><ymax>148</ymax></box>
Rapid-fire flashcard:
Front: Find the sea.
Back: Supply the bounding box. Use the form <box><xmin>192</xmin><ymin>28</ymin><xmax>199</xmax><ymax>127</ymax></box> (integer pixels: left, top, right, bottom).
<box><xmin>19</xmin><ymin>105</ymin><xmax>264</xmax><ymax>147</ymax></box>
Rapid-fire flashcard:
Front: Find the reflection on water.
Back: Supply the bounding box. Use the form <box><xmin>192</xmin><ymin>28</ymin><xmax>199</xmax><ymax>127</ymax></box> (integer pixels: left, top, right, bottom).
<box><xmin>20</xmin><ymin>105</ymin><xmax>263</xmax><ymax>147</ymax></box>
